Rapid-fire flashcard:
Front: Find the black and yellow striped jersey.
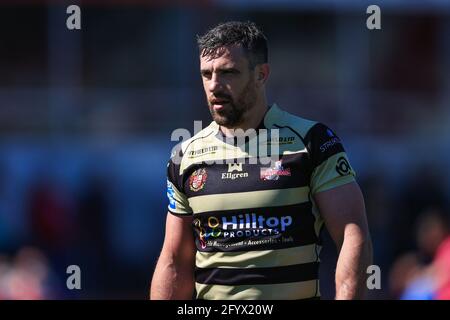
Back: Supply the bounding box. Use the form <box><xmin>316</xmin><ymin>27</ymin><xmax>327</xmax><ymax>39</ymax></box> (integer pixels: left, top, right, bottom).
<box><xmin>166</xmin><ymin>104</ymin><xmax>356</xmax><ymax>300</ymax></box>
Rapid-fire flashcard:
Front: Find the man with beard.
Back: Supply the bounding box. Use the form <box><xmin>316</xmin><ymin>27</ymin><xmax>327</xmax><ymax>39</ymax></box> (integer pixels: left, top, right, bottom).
<box><xmin>150</xmin><ymin>21</ymin><xmax>372</xmax><ymax>300</ymax></box>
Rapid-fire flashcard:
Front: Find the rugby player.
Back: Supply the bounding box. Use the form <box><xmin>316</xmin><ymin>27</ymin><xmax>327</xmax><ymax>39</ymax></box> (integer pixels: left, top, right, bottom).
<box><xmin>150</xmin><ymin>21</ymin><xmax>372</xmax><ymax>300</ymax></box>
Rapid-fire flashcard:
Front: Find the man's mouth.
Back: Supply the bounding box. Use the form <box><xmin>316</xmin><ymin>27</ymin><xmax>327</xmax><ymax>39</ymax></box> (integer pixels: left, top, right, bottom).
<box><xmin>210</xmin><ymin>99</ymin><xmax>230</xmax><ymax>111</ymax></box>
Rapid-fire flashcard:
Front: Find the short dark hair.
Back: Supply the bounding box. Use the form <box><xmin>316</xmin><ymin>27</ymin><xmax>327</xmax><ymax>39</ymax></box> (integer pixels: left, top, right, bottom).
<box><xmin>197</xmin><ymin>21</ymin><xmax>268</xmax><ymax>68</ymax></box>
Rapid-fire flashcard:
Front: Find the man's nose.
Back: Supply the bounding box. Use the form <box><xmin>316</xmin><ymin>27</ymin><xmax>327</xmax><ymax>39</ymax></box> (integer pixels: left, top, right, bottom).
<box><xmin>208</xmin><ymin>74</ymin><xmax>223</xmax><ymax>93</ymax></box>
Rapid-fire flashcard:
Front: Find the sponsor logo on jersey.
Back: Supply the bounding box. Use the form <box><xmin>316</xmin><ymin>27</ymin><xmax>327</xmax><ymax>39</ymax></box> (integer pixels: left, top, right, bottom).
<box><xmin>188</xmin><ymin>146</ymin><xmax>218</xmax><ymax>158</ymax></box>
<box><xmin>266</xmin><ymin>136</ymin><xmax>295</xmax><ymax>145</ymax></box>
<box><xmin>167</xmin><ymin>180</ymin><xmax>176</xmax><ymax>210</ymax></box>
<box><xmin>336</xmin><ymin>156</ymin><xmax>351</xmax><ymax>176</ymax></box>
<box><xmin>189</xmin><ymin>168</ymin><xmax>207</xmax><ymax>192</ymax></box>
<box><xmin>193</xmin><ymin>213</ymin><xmax>293</xmax><ymax>249</ymax></box>
<box><xmin>320</xmin><ymin>129</ymin><xmax>341</xmax><ymax>153</ymax></box>
<box><xmin>260</xmin><ymin>160</ymin><xmax>291</xmax><ymax>181</ymax></box>
<box><xmin>221</xmin><ymin>163</ymin><xmax>249</xmax><ymax>180</ymax></box>
<box><xmin>320</xmin><ymin>137</ymin><xmax>341</xmax><ymax>153</ymax></box>
<box><xmin>327</xmin><ymin>129</ymin><xmax>334</xmax><ymax>137</ymax></box>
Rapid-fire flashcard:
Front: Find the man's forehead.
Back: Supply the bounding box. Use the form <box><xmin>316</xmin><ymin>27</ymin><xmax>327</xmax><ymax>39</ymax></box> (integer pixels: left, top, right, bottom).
<box><xmin>200</xmin><ymin>45</ymin><xmax>248</xmax><ymax>68</ymax></box>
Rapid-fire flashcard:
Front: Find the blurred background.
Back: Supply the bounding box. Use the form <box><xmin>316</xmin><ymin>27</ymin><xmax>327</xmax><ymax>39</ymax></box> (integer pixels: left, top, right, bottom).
<box><xmin>0</xmin><ymin>0</ymin><xmax>449</xmax><ymax>299</ymax></box>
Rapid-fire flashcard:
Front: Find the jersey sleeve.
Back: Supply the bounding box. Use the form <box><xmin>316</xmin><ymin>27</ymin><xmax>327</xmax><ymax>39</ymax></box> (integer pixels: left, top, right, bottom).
<box><xmin>305</xmin><ymin>123</ymin><xmax>356</xmax><ymax>195</ymax></box>
<box><xmin>166</xmin><ymin>157</ymin><xmax>193</xmax><ymax>216</ymax></box>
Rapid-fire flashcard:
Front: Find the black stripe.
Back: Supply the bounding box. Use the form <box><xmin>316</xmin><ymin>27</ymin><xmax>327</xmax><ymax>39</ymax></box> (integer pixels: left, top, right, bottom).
<box><xmin>195</xmin><ymin>262</ymin><xmax>319</xmax><ymax>285</ymax></box>
<box><xmin>303</xmin><ymin>123</ymin><xmax>345</xmax><ymax>169</ymax></box>
<box><xmin>183</xmin><ymin>153</ymin><xmax>312</xmax><ymax>198</ymax></box>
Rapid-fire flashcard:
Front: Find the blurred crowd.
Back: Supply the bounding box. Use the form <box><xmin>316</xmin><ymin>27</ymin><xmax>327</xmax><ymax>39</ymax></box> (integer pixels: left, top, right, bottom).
<box><xmin>0</xmin><ymin>246</ymin><xmax>55</xmax><ymax>299</ymax></box>
<box><xmin>0</xmin><ymin>167</ymin><xmax>114</xmax><ymax>299</ymax></box>
<box><xmin>0</xmin><ymin>152</ymin><xmax>165</xmax><ymax>299</ymax></box>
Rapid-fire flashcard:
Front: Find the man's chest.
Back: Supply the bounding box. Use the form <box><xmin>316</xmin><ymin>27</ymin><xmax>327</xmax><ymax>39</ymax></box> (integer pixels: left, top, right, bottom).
<box><xmin>182</xmin><ymin>154</ymin><xmax>312</xmax><ymax>214</ymax></box>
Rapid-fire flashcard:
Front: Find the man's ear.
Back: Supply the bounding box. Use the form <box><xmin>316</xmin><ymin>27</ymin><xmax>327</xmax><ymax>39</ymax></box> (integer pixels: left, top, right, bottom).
<box><xmin>256</xmin><ymin>63</ymin><xmax>270</xmax><ymax>86</ymax></box>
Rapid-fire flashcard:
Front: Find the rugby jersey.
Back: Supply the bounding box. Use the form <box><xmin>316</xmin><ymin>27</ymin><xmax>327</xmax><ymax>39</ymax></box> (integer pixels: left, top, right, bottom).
<box><xmin>166</xmin><ymin>104</ymin><xmax>356</xmax><ymax>300</ymax></box>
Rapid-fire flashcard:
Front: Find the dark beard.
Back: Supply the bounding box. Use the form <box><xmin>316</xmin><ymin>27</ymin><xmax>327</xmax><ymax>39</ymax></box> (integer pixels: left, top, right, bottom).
<box><xmin>208</xmin><ymin>79</ymin><xmax>256</xmax><ymax>127</ymax></box>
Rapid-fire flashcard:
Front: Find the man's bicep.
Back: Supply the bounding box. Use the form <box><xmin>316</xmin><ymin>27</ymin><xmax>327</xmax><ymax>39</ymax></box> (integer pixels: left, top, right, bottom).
<box><xmin>161</xmin><ymin>212</ymin><xmax>196</xmax><ymax>261</ymax></box>
<box><xmin>313</xmin><ymin>181</ymin><xmax>369</xmax><ymax>249</ymax></box>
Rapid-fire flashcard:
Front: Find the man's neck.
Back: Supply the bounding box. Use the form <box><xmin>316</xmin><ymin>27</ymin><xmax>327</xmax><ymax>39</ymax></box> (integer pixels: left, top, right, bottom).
<box><xmin>219</xmin><ymin>101</ymin><xmax>269</xmax><ymax>137</ymax></box>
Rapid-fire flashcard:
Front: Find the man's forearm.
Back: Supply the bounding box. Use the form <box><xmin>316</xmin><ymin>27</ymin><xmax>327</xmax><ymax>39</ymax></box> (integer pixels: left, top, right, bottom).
<box><xmin>150</xmin><ymin>253</ymin><xmax>195</xmax><ymax>300</ymax></box>
<box><xmin>335</xmin><ymin>228</ymin><xmax>373</xmax><ymax>300</ymax></box>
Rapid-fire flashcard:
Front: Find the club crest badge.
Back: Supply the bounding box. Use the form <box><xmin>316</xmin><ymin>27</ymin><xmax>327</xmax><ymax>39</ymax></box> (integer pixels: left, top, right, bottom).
<box><xmin>189</xmin><ymin>168</ymin><xmax>208</xmax><ymax>192</ymax></box>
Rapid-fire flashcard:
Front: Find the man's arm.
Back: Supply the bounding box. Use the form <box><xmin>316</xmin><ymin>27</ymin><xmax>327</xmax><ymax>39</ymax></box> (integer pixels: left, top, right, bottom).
<box><xmin>314</xmin><ymin>181</ymin><xmax>373</xmax><ymax>300</ymax></box>
<box><xmin>150</xmin><ymin>212</ymin><xmax>196</xmax><ymax>299</ymax></box>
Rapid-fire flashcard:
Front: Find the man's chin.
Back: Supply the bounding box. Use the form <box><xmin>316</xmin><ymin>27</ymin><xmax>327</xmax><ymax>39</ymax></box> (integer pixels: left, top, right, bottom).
<box><xmin>209</xmin><ymin>107</ymin><xmax>242</xmax><ymax>127</ymax></box>
<box><xmin>212</xmin><ymin>115</ymin><xmax>231</xmax><ymax>126</ymax></box>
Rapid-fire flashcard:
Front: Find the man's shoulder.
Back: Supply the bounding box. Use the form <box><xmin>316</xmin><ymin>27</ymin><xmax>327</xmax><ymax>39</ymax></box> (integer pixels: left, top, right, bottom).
<box><xmin>270</xmin><ymin>105</ymin><xmax>319</xmax><ymax>139</ymax></box>
<box><xmin>168</xmin><ymin>121</ymin><xmax>218</xmax><ymax>172</ymax></box>
<box><xmin>270</xmin><ymin>105</ymin><xmax>343</xmax><ymax>148</ymax></box>
<box><xmin>179</xmin><ymin>121</ymin><xmax>218</xmax><ymax>155</ymax></box>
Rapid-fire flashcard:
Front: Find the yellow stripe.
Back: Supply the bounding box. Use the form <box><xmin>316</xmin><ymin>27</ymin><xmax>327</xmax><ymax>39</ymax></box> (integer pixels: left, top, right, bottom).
<box><xmin>195</xmin><ymin>280</ymin><xmax>319</xmax><ymax>300</ymax></box>
<box><xmin>189</xmin><ymin>186</ymin><xmax>310</xmax><ymax>213</ymax></box>
<box><xmin>196</xmin><ymin>244</ymin><xmax>320</xmax><ymax>269</ymax></box>
<box><xmin>311</xmin><ymin>152</ymin><xmax>356</xmax><ymax>194</ymax></box>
